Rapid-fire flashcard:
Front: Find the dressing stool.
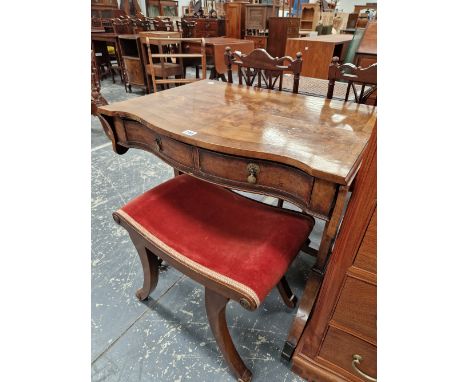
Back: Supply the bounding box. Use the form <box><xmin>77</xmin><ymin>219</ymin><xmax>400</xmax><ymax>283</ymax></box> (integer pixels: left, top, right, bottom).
<box><xmin>112</xmin><ymin>175</ymin><xmax>314</xmax><ymax>381</ymax></box>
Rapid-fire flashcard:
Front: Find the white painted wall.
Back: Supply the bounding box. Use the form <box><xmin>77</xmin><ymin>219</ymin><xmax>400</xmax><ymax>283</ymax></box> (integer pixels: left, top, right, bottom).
<box><xmin>334</xmin><ymin>0</ymin><xmax>377</xmax><ymax>14</ymax></box>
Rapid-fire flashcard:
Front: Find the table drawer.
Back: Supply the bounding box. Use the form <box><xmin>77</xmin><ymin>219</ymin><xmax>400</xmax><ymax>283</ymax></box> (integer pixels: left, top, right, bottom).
<box><xmin>319</xmin><ymin>326</ymin><xmax>377</xmax><ymax>381</ymax></box>
<box><xmin>331</xmin><ymin>276</ymin><xmax>376</xmax><ymax>341</ymax></box>
<box><xmin>198</xmin><ymin>149</ymin><xmax>312</xmax><ymax>204</ymax></box>
<box><xmin>123</xmin><ymin>120</ymin><xmax>194</xmax><ymax>168</ymax></box>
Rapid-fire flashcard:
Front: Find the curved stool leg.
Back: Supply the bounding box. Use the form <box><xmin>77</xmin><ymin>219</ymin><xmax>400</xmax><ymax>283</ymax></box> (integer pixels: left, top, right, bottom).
<box><xmin>130</xmin><ymin>233</ymin><xmax>160</xmax><ymax>301</ymax></box>
<box><xmin>277</xmin><ymin>276</ymin><xmax>297</xmax><ymax>309</ymax></box>
<box><xmin>205</xmin><ymin>288</ymin><xmax>252</xmax><ymax>382</ymax></box>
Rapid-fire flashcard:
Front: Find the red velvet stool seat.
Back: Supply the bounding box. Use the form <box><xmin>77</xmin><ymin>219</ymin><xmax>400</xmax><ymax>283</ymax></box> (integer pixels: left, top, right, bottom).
<box><xmin>112</xmin><ymin>174</ymin><xmax>314</xmax><ymax>381</ymax></box>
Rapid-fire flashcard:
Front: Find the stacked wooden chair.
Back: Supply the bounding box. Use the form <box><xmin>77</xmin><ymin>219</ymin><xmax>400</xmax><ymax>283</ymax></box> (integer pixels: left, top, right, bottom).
<box><xmin>327</xmin><ymin>56</ymin><xmax>377</xmax><ymax>105</ymax></box>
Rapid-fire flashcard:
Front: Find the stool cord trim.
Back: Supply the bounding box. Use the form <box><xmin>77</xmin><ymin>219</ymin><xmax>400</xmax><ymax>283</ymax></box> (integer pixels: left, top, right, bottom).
<box><xmin>116</xmin><ymin>209</ymin><xmax>261</xmax><ymax>308</ymax></box>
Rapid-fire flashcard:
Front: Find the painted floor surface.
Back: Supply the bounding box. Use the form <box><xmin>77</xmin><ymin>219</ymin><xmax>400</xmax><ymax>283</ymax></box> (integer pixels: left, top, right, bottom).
<box><xmin>91</xmin><ymin>77</ymin><xmax>325</xmax><ymax>381</ymax></box>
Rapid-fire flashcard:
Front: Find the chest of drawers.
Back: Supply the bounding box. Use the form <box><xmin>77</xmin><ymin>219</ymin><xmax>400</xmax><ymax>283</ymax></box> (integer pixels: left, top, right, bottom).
<box><xmin>292</xmin><ymin>126</ymin><xmax>377</xmax><ymax>382</ymax></box>
<box><xmin>183</xmin><ymin>17</ymin><xmax>226</xmax><ymax>38</ymax></box>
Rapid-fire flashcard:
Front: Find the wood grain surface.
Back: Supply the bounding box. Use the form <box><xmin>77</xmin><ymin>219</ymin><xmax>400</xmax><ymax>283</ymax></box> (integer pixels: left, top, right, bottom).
<box><xmin>99</xmin><ymin>80</ymin><xmax>376</xmax><ymax>185</ymax></box>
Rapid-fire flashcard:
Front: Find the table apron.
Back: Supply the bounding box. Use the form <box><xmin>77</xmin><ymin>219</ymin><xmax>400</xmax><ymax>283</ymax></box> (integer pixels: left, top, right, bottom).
<box><xmin>108</xmin><ymin>116</ymin><xmax>341</xmax><ymax>222</ymax></box>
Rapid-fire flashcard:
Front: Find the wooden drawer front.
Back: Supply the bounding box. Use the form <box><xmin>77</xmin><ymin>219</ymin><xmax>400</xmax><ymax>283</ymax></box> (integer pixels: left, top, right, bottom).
<box><xmin>319</xmin><ymin>326</ymin><xmax>376</xmax><ymax>381</ymax></box>
<box><xmin>354</xmin><ymin>209</ymin><xmax>377</xmax><ymax>274</ymax></box>
<box><xmin>332</xmin><ymin>276</ymin><xmax>376</xmax><ymax>341</ymax></box>
<box><xmin>198</xmin><ymin>149</ymin><xmax>312</xmax><ymax>203</ymax></box>
<box><xmin>123</xmin><ymin>120</ymin><xmax>194</xmax><ymax>168</ymax></box>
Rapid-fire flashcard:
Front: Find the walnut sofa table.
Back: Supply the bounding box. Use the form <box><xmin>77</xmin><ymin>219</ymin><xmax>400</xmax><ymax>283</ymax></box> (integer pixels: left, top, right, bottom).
<box><xmin>97</xmin><ymin>79</ymin><xmax>376</xmax><ymax>360</ymax></box>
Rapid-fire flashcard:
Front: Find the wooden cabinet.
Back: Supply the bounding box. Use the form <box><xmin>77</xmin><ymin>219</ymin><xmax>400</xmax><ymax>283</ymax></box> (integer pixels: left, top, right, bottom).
<box><xmin>267</xmin><ymin>17</ymin><xmax>300</xmax><ymax>58</ymax></box>
<box><xmin>355</xmin><ymin>20</ymin><xmax>377</xmax><ymax>67</ymax></box>
<box><xmin>292</xmin><ymin>125</ymin><xmax>377</xmax><ymax>382</ymax></box>
<box><xmin>224</xmin><ymin>2</ymin><xmax>249</xmax><ymax>39</ymax></box>
<box><xmin>183</xmin><ymin>17</ymin><xmax>226</xmax><ymax>38</ymax></box>
<box><xmin>245</xmin><ymin>4</ymin><xmax>277</xmax><ymax>33</ymax></box>
<box><xmin>285</xmin><ymin>34</ymin><xmax>352</xmax><ymax>79</ymax></box>
<box><xmin>146</xmin><ymin>0</ymin><xmax>179</xmax><ymax>17</ymax></box>
<box><xmin>300</xmin><ymin>3</ymin><xmax>321</xmax><ymax>31</ymax></box>
<box><xmin>118</xmin><ymin>35</ymin><xmax>146</xmax><ymax>93</ymax></box>
<box><xmin>244</xmin><ymin>35</ymin><xmax>267</xmax><ymax>49</ymax></box>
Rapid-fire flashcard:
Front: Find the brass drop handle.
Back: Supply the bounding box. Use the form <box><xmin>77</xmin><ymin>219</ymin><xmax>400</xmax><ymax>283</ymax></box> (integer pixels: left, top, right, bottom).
<box><xmin>154</xmin><ymin>136</ymin><xmax>162</xmax><ymax>152</ymax></box>
<box><xmin>246</xmin><ymin>163</ymin><xmax>260</xmax><ymax>184</ymax></box>
<box><xmin>352</xmin><ymin>354</ymin><xmax>377</xmax><ymax>382</ymax></box>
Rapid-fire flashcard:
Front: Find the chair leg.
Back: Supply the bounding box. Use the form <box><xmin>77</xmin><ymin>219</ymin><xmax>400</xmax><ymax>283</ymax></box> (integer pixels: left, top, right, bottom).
<box><xmin>276</xmin><ymin>198</ymin><xmax>284</xmax><ymax>208</ymax></box>
<box><xmin>130</xmin><ymin>233</ymin><xmax>160</xmax><ymax>301</ymax></box>
<box><xmin>205</xmin><ymin>288</ymin><xmax>252</xmax><ymax>382</ymax></box>
<box><xmin>277</xmin><ymin>277</ymin><xmax>297</xmax><ymax>309</ymax></box>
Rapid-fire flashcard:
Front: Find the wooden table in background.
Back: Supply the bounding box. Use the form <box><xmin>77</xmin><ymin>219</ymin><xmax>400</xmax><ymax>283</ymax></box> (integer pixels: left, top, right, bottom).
<box><xmin>285</xmin><ymin>34</ymin><xmax>353</xmax><ymax>79</ymax></box>
<box><xmin>183</xmin><ymin>37</ymin><xmax>254</xmax><ymax>79</ymax></box>
<box><xmin>97</xmin><ymin>80</ymin><xmax>376</xmax><ymax>359</ymax></box>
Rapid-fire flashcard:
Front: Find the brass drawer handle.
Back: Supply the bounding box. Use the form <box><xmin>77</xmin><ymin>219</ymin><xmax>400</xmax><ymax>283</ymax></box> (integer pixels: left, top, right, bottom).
<box><xmin>246</xmin><ymin>163</ymin><xmax>260</xmax><ymax>184</ymax></box>
<box><xmin>352</xmin><ymin>354</ymin><xmax>376</xmax><ymax>382</ymax></box>
<box><xmin>154</xmin><ymin>137</ymin><xmax>162</xmax><ymax>152</ymax></box>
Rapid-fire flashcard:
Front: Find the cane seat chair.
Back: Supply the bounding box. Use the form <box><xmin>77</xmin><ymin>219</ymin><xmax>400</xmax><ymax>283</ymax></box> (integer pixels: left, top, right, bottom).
<box><xmin>327</xmin><ymin>56</ymin><xmax>377</xmax><ymax>105</ymax></box>
<box><xmin>225</xmin><ymin>47</ymin><xmax>303</xmax><ymax>93</ymax></box>
<box><xmin>112</xmin><ymin>174</ymin><xmax>314</xmax><ymax>381</ymax></box>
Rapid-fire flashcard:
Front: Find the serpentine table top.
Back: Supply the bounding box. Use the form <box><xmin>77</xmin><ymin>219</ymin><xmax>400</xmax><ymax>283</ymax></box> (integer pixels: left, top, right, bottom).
<box><xmin>99</xmin><ymin>79</ymin><xmax>376</xmax><ymax>186</ymax></box>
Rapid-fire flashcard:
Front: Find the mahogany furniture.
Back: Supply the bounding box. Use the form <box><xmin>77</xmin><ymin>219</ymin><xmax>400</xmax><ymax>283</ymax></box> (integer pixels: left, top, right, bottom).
<box><xmin>146</xmin><ymin>0</ymin><xmax>179</xmax><ymax>17</ymax></box>
<box><xmin>96</xmin><ymin>79</ymin><xmax>376</xmax><ymax>359</ymax></box>
<box><xmin>285</xmin><ymin>34</ymin><xmax>353</xmax><ymax>79</ymax></box>
<box><xmin>138</xmin><ymin>31</ymin><xmax>182</xmax><ymax>93</ymax></box>
<box><xmin>120</xmin><ymin>0</ymin><xmax>142</xmax><ymax>16</ymax></box>
<box><xmin>347</xmin><ymin>13</ymin><xmax>358</xmax><ymax>28</ymax></box>
<box><xmin>112</xmin><ymin>174</ymin><xmax>314</xmax><ymax>381</ymax></box>
<box><xmin>245</xmin><ymin>4</ymin><xmax>277</xmax><ymax>35</ymax></box>
<box><xmin>91</xmin><ymin>0</ymin><xmax>119</xmax><ymax>18</ymax></box>
<box><xmin>354</xmin><ymin>20</ymin><xmax>377</xmax><ymax>68</ymax></box>
<box><xmin>183</xmin><ymin>37</ymin><xmax>254</xmax><ymax>79</ymax></box>
<box><xmin>144</xmin><ymin>36</ymin><xmax>206</xmax><ymax>92</ymax></box>
<box><xmin>91</xmin><ymin>50</ymin><xmax>108</xmax><ymax>116</ymax></box>
<box><xmin>118</xmin><ymin>34</ymin><xmax>147</xmax><ymax>93</ymax></box>
<box><xmin>112</xmin><ymin>18</ymin><xmax>134</xmax><ymax>34</ymax></box>
<box><xmin>300</xmin><ymin>3</ymin><xmax>321</xmax><ymax>32</ymax></box>
<box><xmin>225</xmin><ymin>47</ymin><xmax>302</xmax><ymax>93</ymax></box>
<box><xmin>177</xmin><ymin>19</ymin><xmax>197</xmax><ymax>37</ymax></box>
<box><xmin>152</xmin><ymin>16</ymin><xmax>175</xmax><ymax>31</ymax></box>
<box><xmin>224</xmin><ymin>2</ymin><xmax>249</xmax><ymax>39</ymax></box>
<box><xmin>267</xmin><ymin>17</ymin><xmax>300</xmax><ymax>58</ymax></box>
<box><xmin>328</xmin><ymin>57</ymin><xmax>377</xmax><ymax>106</ymax></box>
<box><xmin>91</xmin><ymin>32</ymin><xmax>124</xmax><ymax>83</ymax></box>
<box><xmin>183</xmin><ymin>17</ymin><xmax>226</xmax><ymax>38</ymax></box>
<box><xmin>244</xmin><ymin>35</ymin><xmax>267</xmax><ymax>50</ymax></box>
<box><xmin>292</xmin><ymin>124</ymin><xmax>377</xmax><ymax>382</ymax></box>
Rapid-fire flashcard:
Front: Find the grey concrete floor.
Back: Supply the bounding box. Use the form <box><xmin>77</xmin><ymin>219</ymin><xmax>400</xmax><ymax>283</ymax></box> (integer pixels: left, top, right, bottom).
<box><xmin>91</xmin><ymin>77</ymin><xmax>325</xmax><ymax>382</ymax></box>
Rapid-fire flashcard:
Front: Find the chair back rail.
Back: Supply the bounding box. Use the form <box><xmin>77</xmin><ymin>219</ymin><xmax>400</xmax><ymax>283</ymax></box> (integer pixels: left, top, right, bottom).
<box><xmin>327</xmin><ymin>56</ymin><xmax>377</xmax><ymax>105</ymax></box>
<box><xmin>224</xmin><ymin>47</ymin><xmax>303</xmax><ymax>93</ymax></box>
